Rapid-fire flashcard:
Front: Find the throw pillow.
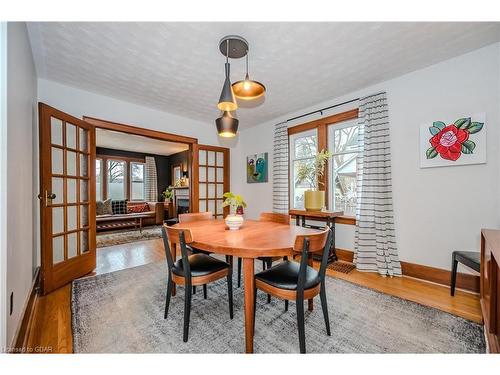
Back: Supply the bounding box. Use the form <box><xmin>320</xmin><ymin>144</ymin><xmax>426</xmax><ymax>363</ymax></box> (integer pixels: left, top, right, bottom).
<box><xmin>112</xmin><ymin>199</ymin><xmax>128</xmax><ymax>215</ymax></box>
<box><xmin>127</xmin><ymin>203</ymin><xmax>150</xmax><ymax>214</ymax></box>
<box><xmin>96</xmin><ymin>199</ymin><xmax>112</xmax><ymax>216</ymax></box>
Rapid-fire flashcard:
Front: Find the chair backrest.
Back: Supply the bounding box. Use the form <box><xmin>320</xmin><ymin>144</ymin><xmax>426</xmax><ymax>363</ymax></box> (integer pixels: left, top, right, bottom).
<box><xmin>178</xmin><ymin>211</ymin><xmax>213</xmax><ymax>223</ymax></box>
<box><xmin>259</xmin><ymin>212</ymin><xmax>291</xmax><ymax>225</ymax></box>
<box><xmin>161</xmin><ymin>225</ymin><xmax>193</xmax><ymax>276</ymax></box>
<box><xmin>294</xmin><ymin>228</ymin><xmax>333</xmax><ymax>293</ymax></box>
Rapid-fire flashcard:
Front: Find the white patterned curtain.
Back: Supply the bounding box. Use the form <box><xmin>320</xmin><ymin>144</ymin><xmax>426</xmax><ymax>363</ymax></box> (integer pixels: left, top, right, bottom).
<box><xmin>273</xmin><ymin>122</ymin><xmax>289</xmax><ymax>213</ymax></box>
<box><xmin>354</xmin><ymin>92</ymin><xmax>401</xmax><ymax>276</ymax></box>
<box><xmin>144</xmin><ymin>156</ymin><xmax>158</xmax><ymax>202</ymax></box>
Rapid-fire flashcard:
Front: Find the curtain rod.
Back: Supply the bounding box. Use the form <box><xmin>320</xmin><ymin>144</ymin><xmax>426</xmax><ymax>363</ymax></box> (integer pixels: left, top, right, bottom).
<box><xmin>285</xmin><ymin>97</ymin><xmax>360</xmax><ymax>123</ymax></box>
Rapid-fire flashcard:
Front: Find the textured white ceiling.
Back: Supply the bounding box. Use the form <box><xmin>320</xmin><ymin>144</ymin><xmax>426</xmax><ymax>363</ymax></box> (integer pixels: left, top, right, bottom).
<box><xmin>96</xmin><ymin>128</ymin><xmax>188</xmax><ymax>156</ymax></box>
<box><xmin>28</xmin><ymin>22</ymin><xmax>500</xmax><ymax>129</ymax></box>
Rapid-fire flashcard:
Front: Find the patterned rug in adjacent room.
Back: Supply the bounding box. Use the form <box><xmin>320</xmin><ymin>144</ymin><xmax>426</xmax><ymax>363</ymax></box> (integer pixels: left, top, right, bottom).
<box><xmin>72</xmin><ymin>261</ymin><xmax>485</xmax><ymax>353</ymax></box>
<box><xmin>96</xmin><ymin>226</ymin><xmax>162</xmax><ymax>248</ymax></box>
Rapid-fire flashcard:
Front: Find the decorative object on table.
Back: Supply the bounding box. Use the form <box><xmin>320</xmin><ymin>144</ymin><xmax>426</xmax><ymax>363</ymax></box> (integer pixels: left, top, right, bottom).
<box><xmin>246</xmin><ymin>152</ymin><xmax>268</xmax><ymax>183</ymax></box>
<box><xmin>161</xmin><ymin>188</ymin><xmax>173</xmax><ymax>203</ymax></box>
<box><xmin>420</xmin><ymin>114</ymin><xmax>486</xmax><ymax>168</ymax></box>
<box><xmin>215</xmin><ymin>35</ymin><xmax>266</xmax><ymax>137</ymax></box>
<box><xmin>222</xmin><ymin>192</ymin><xmax>247</xmax><ymax>230</ymax></box>
<box><xmin>295</xmin><ymin>149</ymin><xmax>332</xmax><ymax>211</ymax></box>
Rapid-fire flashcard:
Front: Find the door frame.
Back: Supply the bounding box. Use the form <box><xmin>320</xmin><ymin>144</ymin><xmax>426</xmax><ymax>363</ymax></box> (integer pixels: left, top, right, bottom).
<box><xmin>82</xmin><ymin>116</ymin><xmax>198</xmax><ymax>213</ymax></box>
<box><xmin>191</xmin><ymin>144</ymin><xmax>230</xmax><ymax>217</ymax></box>
<box><xmin>39</xmin><ymin>103</ymin><xmax>97</xmax><ymax>294</ymax></box>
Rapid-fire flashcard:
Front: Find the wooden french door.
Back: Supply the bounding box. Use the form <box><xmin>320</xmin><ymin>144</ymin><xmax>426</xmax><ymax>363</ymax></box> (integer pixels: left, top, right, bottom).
<box><xmin>192</xmin><ymin>145</ymin><xmax>230</xmax><ymax>218</ymax></box>
<box><xmin>39</xmin><ymin>103</ymin><xmax>96</xmax><ymax>294</ymax></box>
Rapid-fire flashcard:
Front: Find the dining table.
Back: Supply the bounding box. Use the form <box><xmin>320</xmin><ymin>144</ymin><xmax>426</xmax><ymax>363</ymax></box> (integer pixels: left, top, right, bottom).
<box><xmin>172</xmin><ymin>218</ymin><xmax>321</xmax><ymax>353</ymax></box>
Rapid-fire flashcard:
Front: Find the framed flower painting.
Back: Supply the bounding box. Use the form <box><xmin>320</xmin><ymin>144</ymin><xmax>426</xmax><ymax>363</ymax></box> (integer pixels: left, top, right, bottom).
<box><xmin>419</xmin><ymin>113</ymin><xmax>486</xmax><ymax>168</ymax></box>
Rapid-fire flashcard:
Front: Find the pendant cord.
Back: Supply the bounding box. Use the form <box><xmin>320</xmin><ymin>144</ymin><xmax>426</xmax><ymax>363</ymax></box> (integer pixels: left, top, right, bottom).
<box><xmin>246</xmin><ymin>53</ymin><xmax>249</xmax><ymax>76</ymax></box>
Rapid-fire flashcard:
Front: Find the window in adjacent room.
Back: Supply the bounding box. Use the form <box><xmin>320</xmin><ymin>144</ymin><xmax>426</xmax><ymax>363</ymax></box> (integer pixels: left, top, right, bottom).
<box><xmin>96</xmin><ymin>158</ymin><xmax>103</xmax><ymax>201</ymax></box>
<box><xmin>107</xmin><ymin>159</ymin><xmax>126</xmax><ymax>200</ymax></box>
<box><xmin>327</xmin><ymin>118</ymin><xmax>359</xmax><ymax>216</ymax></box>
<box><xmin>130</xmin><ymin>162</ymin><xmax>145</xmax><ymax>201</ymax></box>
<box><xmin>289</xmin><ymin>128</ymin><xmax>317</xmax><ymax>209</ymax></box>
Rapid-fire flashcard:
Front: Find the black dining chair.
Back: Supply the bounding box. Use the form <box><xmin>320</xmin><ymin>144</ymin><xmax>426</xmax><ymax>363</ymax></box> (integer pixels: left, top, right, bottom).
<box><xmin>450</xmin><ymin>250</ymin><xmax>480</xmax><ymax>296</ymax></box>
<box><xmin>253</xmin><ymin>227</ymin><xmax>332</xmax><ymax>353</ymax></box>
<box><xmin>237</xmin><ymin>212</ymin><xmax>291</xmax><ymax>293</ymax></box>
<box><xmin>162</xmin><ymin>225</ymin><xmax>233</xmax><ymax>342</ymax></box>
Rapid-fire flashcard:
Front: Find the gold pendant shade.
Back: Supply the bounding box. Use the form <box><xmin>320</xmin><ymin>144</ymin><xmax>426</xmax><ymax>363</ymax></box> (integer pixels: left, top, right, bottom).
<box><xmin>232</xmin><ymin>73</ymin><xmax>266</xmax><ymax>100</ymax></box>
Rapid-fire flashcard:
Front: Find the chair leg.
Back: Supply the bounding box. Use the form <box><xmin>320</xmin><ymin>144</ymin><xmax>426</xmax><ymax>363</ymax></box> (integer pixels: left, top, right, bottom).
<box><xmin>193</xmin><ymin>286</ymin><xmax>196</xmax><ymax>294</ymax></box>
<box><xmin>183</xmin><ymin>283</ymin><xmax>192</xmax><ymax>342</ymax></box>
<box><xmin>296</xmin><ymin>298</ymin><xmax>306</xmax><ymax>354</ymax></box>
<box><xmin>203</xmin><ymin>284</ymin><xmax>208</xmax><ymax>299</ymax></box>
<box><xmin>320</xmin><ymin>282</ymin><xmax>331</xmax><ymax>336</ymax></box>
<box><xmin>227</xmin><ymin>272</ymin><xmax>233</xmax><ymax>319</ymax></box>
<box><xmin>237</xmin><ymin>257</ymin><xmax>242</xmax><ymax>288</ymax></box>
<box><xmin>253</xmin><ymin>287</ymin><xmax>257</xmax><ymax>336</ymax></box>
<box><xmin>164</xmin><ymin>275</ymin><xmax>173</xmax><ymax>319</ymax></box>
<box><xmin>450</xmin><ymin>255</ymin><xmax>458</xmax><ymax>296</ymax></box>
<box><xmin>265</xmin><ymin>259</ymin><xmax>272</xmax><ymax>303</ymax></box>
<box><xmin>285</xmin><ymin>300</ymin><xmax>289</xmax><ymax>312</ymax></box>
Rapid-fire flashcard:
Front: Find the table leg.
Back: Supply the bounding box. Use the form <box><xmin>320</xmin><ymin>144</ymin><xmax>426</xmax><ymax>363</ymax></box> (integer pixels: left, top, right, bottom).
<box><xmin>295</xmin><ymin>215</ymin><xmax>300</xmax><ymax>226</ymax></box>
<box><xmin>307</xmin><ymin>253</ymin><xmax>314</xmax><ymax>311</ymax></box>
<box><xmin>139</xmin><ymin>217</ymin><xmax>143</xmax><ymax>234</ymax></box>
<box><xmin>243</xmin><ymin>258</ymin><xmax>255</xmax><ymax>353</ymax></box>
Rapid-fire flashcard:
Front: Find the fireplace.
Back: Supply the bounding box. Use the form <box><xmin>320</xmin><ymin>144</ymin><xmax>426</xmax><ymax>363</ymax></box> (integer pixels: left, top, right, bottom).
<box><xmin>176</xmin><ymin>198</ymin><xmax>189</xmax><ymax>215</ymax></box>
<box><xmin>173</xmin><ymin>187</ymin><xmax>190</xmax><ymax>217</ymax></box>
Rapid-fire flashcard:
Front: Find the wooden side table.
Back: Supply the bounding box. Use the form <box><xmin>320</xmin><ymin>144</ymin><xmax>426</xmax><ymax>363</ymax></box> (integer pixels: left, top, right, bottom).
<box><xmin>289</xmin><ymin>209</ymin><xmax>344</xmax><ymax>263</ymax></box>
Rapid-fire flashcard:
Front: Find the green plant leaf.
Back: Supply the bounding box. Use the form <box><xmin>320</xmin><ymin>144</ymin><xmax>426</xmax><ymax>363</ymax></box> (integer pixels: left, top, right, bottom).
<box><xmin>466</xmin><ymin>122</ymin><xmax>484</xmax><ymax>134</ymax></box>
<box><xmin>429</xmin><ymin>126</ymin><xmax>441</xmax><ymax>135</ymax></box>
<box><xmin>461</xmin><ymin>140</ymin><xmax>476</xmax><ymax>154</ymax></box>
<box><xmin>426</xmin><ymin>146</ymin><xmax>438</xmax><ymax>159</ymax></box>
<box><xmin>455</xmin><ymin>117</ymin><xmax>471</xmax><ymax>129</ymax></box>
<box><xmin>432</xmin><ymin>121</ymin><xmax>445</xmax><ymax>130</ymax></box>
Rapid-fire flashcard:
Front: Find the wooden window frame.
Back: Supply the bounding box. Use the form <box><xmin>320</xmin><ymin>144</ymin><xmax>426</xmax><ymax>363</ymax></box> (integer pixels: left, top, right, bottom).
<box><xmin>98</xmin><ymin>154</ymin><xmax>146</xmax><ymax>201</ymax></box>
<box><xmin>287</xmin><ymin>108</ymin><xmax>359</xmax><ymax>225</ymax></box>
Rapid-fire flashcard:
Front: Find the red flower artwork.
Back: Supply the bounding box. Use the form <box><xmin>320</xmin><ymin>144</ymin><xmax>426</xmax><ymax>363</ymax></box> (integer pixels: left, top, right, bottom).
<box><xmin>426</xmin><ymin>118</ymin><xmax>484</xmax><ymax>162</ymax></box>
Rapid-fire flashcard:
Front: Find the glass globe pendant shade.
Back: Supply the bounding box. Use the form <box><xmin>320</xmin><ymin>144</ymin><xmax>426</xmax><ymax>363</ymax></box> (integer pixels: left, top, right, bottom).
<box><xmin>216</xmin><ymin>111</ymin><xmax>239</xmax><ymax>138</ymax></box>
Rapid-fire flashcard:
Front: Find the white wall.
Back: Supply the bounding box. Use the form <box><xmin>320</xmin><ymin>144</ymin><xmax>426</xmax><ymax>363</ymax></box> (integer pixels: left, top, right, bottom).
<box><xmin>5</xmin><ymin>22</ymin><xmax>38</xmax><ymax>347</ymax></box>
<box><xmin>232</xmin><ymin>43</ymin><xmax>500</xmax><ymax>271</ymax></box>
<box><xmin>37</xmin><ymin>79</ymin><xmax>238</xmax><ymax>149</ymax></box>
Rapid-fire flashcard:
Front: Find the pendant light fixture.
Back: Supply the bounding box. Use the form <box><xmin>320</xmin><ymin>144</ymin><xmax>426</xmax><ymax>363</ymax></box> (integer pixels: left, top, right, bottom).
<box><xmin>215</xmin><ymin>35</ymin><xmax>265</xmax><ymax>137</ymax></box>
<box><xmin>232</xmin><ymin>52</ymin><xmax>266</xmax><ymax>100</ymax></box>
<box><xmin>217</xmin><ymin>39</ymin><xmax>237</xmax><ymax>112</ymax></box>
<box><xmin>215</xmin><ymin>111</ymin><xmax>239</xmax><ymax>138</ymax></box>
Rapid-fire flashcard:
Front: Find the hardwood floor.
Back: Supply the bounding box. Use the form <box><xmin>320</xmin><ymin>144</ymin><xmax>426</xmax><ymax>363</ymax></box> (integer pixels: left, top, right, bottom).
<box><xmin>26</xmin><ymin>238</ymin><xmax>482</xmax><ymax>353</ymax></box>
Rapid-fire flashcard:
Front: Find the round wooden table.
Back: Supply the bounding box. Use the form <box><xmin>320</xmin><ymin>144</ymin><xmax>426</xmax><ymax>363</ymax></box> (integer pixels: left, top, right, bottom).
<box><xmin>173</xmin><ymin>219</ymin><xmax>321</xmax><ymax>353</ymax></box>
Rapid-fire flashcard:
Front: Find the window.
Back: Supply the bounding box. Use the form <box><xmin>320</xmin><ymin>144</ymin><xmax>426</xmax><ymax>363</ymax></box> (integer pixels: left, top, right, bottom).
<box><xmin>328</xmin><ymin>119</ymin><xmax>359</xmax><ymax>216</ymax></box>
<box><xmin>289</xmin><ymin>129</ymin><xmax>317</xmax><ymax>209</ymax></box>
<box><xmin>96</xmin><ymin>159</ymin><xmax>103</xmax><ymax>201</ymax></box>
<box><xmin>130</xmin><ymin>162</ymin><xmax>145</xmax><ymax>201</ymax></box>
<box><xmin>107</xmin><ymin>159</ymin><xmax>126</xmax><ymax>200</ymax></box>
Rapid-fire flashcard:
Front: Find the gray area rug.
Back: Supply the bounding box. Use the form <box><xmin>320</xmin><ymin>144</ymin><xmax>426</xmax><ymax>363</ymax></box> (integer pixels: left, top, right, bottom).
<box><xmin>96</xmin><ymin>226</ymin><xmax>162</xmax><ymax>248</ymax></box>
<box><xmin>72</xmin><ymin>261</ymin><xmax>485</xmax><ymax>353</ymax></box>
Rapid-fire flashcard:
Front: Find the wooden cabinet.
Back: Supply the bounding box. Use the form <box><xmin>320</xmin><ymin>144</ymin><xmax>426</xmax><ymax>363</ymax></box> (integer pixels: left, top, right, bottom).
<box><xmin>481</xmin><ymin>229</ymin><xmax>500</xmax><ymax>353</ymax></box>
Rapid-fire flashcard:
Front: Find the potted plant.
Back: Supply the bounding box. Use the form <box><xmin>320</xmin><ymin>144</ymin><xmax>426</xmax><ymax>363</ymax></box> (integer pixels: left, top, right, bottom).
<box><xmin>161</xmin><ymin>188</ymin><xmax>173</xmax><ymax>203</ymax></box>
<box><xmin>222</xmin><ymin>192</ymin><xmax>247</xmax><ymax>230</ymax></box>
<box><xmin>295</xmin><ymin>149</ymin><xmax>332</xmax><ymax>211</ymax></box>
